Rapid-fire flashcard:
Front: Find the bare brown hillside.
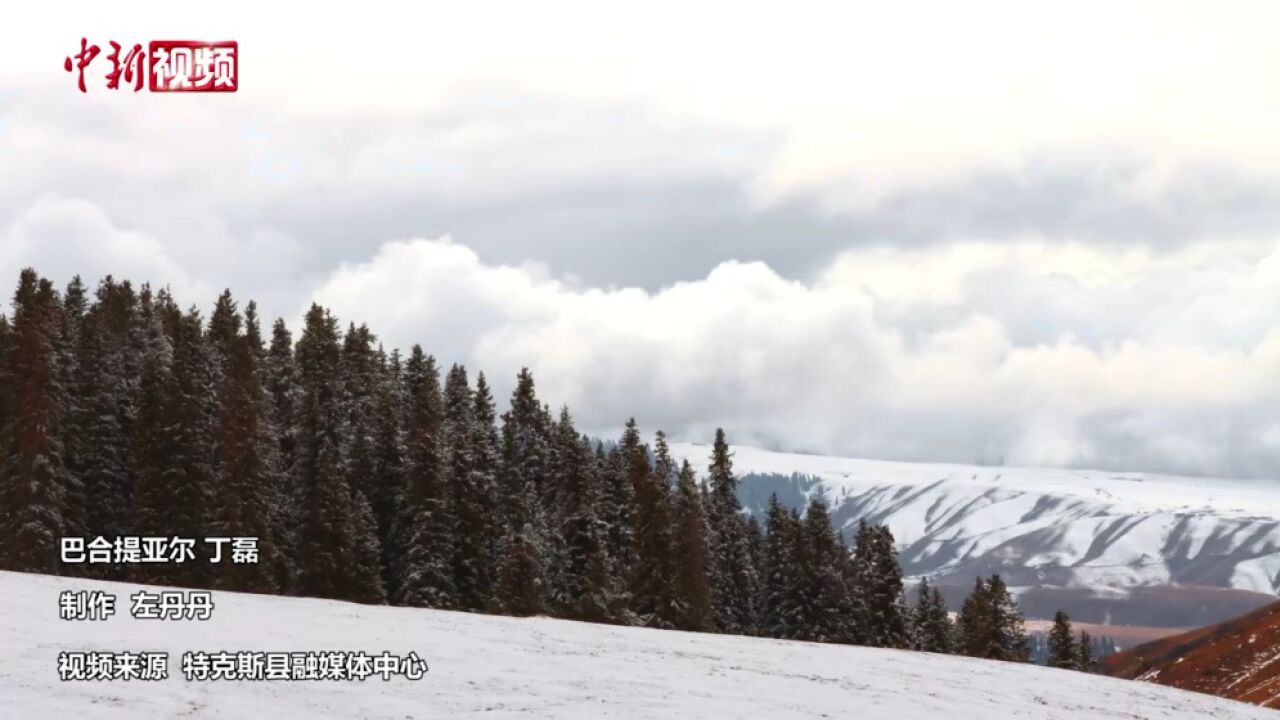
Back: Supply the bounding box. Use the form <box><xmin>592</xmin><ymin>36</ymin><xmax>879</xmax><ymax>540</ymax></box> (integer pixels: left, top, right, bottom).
<box><xmin>1104</xmin><ymin>600</ymin><xmax>1280</xmax><ymax>708</ymax></box>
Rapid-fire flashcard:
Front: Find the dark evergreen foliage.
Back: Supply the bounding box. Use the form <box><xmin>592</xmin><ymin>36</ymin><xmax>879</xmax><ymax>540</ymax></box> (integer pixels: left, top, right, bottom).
<box><xmin>294</xmin><ymin>305</ymin><xmax>384</xmax><ymax>603</ymax></box>
<box><xmin>1</xmin><ymin>270</ymin><xmax>72</xmax><ymax>573</ymax></box>
<box><xmin>492</xmin><ymin>368</ymin><xmax>550</xmax><ymax>616</ymax></box>
<box><xmin>394</xmin><ymin>347</ymin><xmax>453</xmax><ymax>608</ymax></box>
<box><xmin>367</xmin><ymin>348</ymin><xmax>407</xmax><ymax>597</ymax></box>
<box><xmin>133</xmin><ymin>303</ymin><xmax>215</xmax><ymax>588</ymax></box>
<box><xmin>442</xmin><ymin>363</ymin><xmax>495</xmax><ymax>611</ymax></box>
<box><xmin>792</xmin><ymin>500</ymin><xmax>855</xmax><ymax>642</ymax></box>
<box><xmin>600</xmin><ymin>428</ymin><xmax>635</xmax><ymax>583</ymax></box>
<box><xmin>1078</xmin><ymin>630</ymin><xmax>1097</xmax><ymax>673</ymax></box>
<box><xmin>911</xmin><ymin>577</ymin><xmax>954</xmax><ymax>654</ymax></box>
<box><xmin>670</xmin><ymin>460</ymin><xmax>713</xmax><ymax>631</ymax></box>
<box><xmin>852</xmin><ymin>520</ymin><xmax>910</xmax><ymax>648</ymax></box>
<box><xmin>1047</xmin><ymin>610</ymin><xmax>1079</xmax><ymax>670</ymax></box>
<box><xmin>72</xmin><ymin>278</ymin><xmax>141</xmax><ymax>565</ymax></box>
<box><xmin>759</xmin><ymin>495</ymin><xmax>799</xmax><ymax>638</ymax></box>
<box><xmin>629</xmin><ymin>426</ymin><xmax>678</xmax><ymax>628</ymax></box>
<box><xmin>706</xmin><ymin>428</ymin><xmax>758</xmax><ymax>635</ymax></box>
<box><xmin>549</xmin><ymin>407</ymin><xmax>618</xmax><ymax>620</ymax></box>
<box><xmin>212</xmin><ymin>307</ymin><xmax>281</xmax><ymax>593</ymax></box>
<box><xmin>957</xmin><ymin>574</ymin><xmax>1030</xmax><ymax>662</ymax></box>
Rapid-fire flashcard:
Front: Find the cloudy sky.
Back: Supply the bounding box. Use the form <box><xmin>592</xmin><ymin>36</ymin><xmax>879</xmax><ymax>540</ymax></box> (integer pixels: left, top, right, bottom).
<box><xmin>4</xmin><ymin>1</ymin><xmax>1280</xmax><ymax>477</ymax></box>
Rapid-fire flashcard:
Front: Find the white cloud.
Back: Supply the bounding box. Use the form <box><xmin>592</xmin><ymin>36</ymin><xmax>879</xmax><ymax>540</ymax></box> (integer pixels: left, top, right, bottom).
<box><xmin>0</xmin><ymin>195</ymin><xmax>207</xmax><ymax>300</ymax></box>
<box><xmin>0</xmin><ymin>196</ymin><xmax>316</xmax><ymax>323</ymax></box>
<box><xmin>6</xmin><ymin>2</ymin><xmax>1280</xmax><ymax>479</ymax></box>
<box><xmin>310</xmin><ymin>236</ymin><xmax>1280</xmax><ymax>478</ymax></box>
<box><xmin>7</xmin><ymin>1</ymin><xmax>1280</xmax><ymax>208</ymax></box>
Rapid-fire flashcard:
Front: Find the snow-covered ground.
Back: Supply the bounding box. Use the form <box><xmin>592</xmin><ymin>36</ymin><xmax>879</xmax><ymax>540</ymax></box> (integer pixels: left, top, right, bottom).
<box><xmin>671</xmin><ymin>443</ymin><xmax>1280</xmax><ymax>594</ymax></box>
<box><xmin>1</xmin><ymin>571</ymin><xmax>1271</xmax><ymax>719</ymax></box>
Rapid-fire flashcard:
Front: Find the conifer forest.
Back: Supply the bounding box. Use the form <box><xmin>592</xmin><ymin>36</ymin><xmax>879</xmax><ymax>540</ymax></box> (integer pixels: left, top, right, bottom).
<box><xmin>0</xmin><ymin>269</ymin><xmax>1096</xmax><ymax>667</ymax></box>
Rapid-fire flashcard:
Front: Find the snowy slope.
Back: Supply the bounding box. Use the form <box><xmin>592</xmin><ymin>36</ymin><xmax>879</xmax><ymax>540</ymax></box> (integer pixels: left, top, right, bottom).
<box><xmin>1</xmin><ymin>571</ymin><xmax>1271</xmax><ymax>720</ymax></box>
<box><xmin>671</xmin><ymin>443</ymin><xmax>1280</xmax><ymax>595</ymax></box>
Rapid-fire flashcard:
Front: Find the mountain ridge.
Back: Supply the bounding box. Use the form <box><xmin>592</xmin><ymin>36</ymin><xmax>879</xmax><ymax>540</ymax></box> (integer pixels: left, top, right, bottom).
<box><xmin>672</xmin><ymin>442</ymin><xmax>1280</xmax><ymax>627</ymax></box>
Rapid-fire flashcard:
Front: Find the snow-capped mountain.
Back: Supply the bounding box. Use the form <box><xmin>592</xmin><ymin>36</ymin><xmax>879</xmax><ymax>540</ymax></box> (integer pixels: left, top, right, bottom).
<box><xmin>672</xmin><ymin>443</ymin><xmax>1280</xmax><ymax>622</ymax></box>
<box><xmin>3</xmin><ymin>570</ymin><xmax>1272</xmax><ymax>719</ymax></box>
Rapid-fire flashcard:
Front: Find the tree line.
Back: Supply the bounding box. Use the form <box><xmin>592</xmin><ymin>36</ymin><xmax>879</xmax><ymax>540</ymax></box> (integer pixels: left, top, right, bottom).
<box><xmin>0</xmin><ymin>269</ymin><xmax>1088</xmax><ymax>668</ymax></box>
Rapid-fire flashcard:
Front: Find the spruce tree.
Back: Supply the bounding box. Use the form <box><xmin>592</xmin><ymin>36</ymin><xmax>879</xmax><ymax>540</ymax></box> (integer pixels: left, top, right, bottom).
<box><xmin>264</xmin><ymin>318</ymin><xmax>300</xmax><ymax>591</ymax></box>
<box><xmin>491</xmin><ymin>368</ymin><xmax>555</xmax><ymax>616</ymax></box>
<box><xmin>0</xmin><ymin>314</ymin><xmax>10</xmax><ymax>547</ymax></box>
<box><xmin>132</xmin><ymin>305</ymin><xmax>216</xmax><ymax>588</ymax></box>
<box><xmin>349</xmin><ymin>488</ymin><xmax>387</xmax><ymax>604</ymax></box>
<box><xmin>444</xmin><ymin>364</ymin><xmax>494</xmax><ymax>611</ymax></box>
<box><xmin>1048</xmin><ymin>610</ymin><xmax>1079</xmax><ymax>670</ymax></box>
<box><xmin>206</xmin><ymin>290</ymin><xmax>241</xmax><ymax>365</ymax></box>
<box><xmin>493</xmin><ymin>461</ymin><xmax>547</xmax><ymax>617</ymax></box>
<box><xmin>629</xmin><ymin>426</ymin><xmax>678</xmax><ymax>628</ymax></box>
<box><xmin>367</xmin><ymin>349</ymin><xmax>407</xmax><ymax>597</ymax></box>
<box><xmin>988</xmin><ymin>574</ymin><xmax>1030</xmax><ymax>661</ymax></box>
<box><xmin>204</xmin><ymin>290</ymin><xmax>240</xmax><ymax>480</ymax></box>
<box><xmin>301</xmin><ymin>436</ymin><xmax>361</xmax><ymax>599</ymax></box>
<box><xmin>175</xmin><ymin>304</ymin><xmax>218</xmax><ymax>585</ymax></box>
<box><xmin>958</xmin><ymin>574</ymin><xmax>1029</xmax><ymax>662</ymax></box>
<box><xmin>294</xmin><ymin>305</ymin><xmax>384</xmax><ymax>602</ymax></box>
<box><xmin>265</xmin><ymin>319</ymin><xmax>299</xmax><ymax>485</ymax></box>
<box><xmin>744</xmin><ymin>513</ymin><xmax>765</xmax><ymax>632</ymax></box>
<box><xmin>854</xmin><ymin>520</ymin><xmax>910</xmax><ymax>648</ymax></box>
<box><xmin>212</xmin><ymin>323</ymin><xmax>281</xmax><ymax>593</ymax></box>
<box><xmin>670</xmin><ymin>459</ymin><xmax>714</xmax><ymax>632</ymax></box>
<box><xmin>744</xmin><ymin>515</ymin><xmax>763</xmax><ymax>590</ymax></box>
<box><xmin>246</xmin><ymin>303</ymin><xmax>295</xmax><ymax>590</ymax></box>
<box><xmin>395</xmin><ymin>346</ymin><xmax>454</xmax><ymax>608</ymax></box>
<box><xmin>337</xmin><ymin>323</ymin><xmax>388</xmax><ymax>604</ymax></box>
<box><xmin>550</xmin><ymin>408</ymin><xmax>617</xmax><ymax>621</ymax></box>
<box><xmin>339</xmin><ymin>323</ymin><xmax>379</xmax><ymax>508</ymax></box>
<box><xmin>493</xmin><ymin>518</ymin><xmax>545</xmax><ymax>617</ymax></box>
<box><xmin>957</xmin><ymin>576</ymin><xmax>990</xmax><ymax>658</ymax></box>
<box><xmin>54</xmin><ymin>277</ymin><xmax>87</xmax><ymax>547</ymax></box>
<box><xmin>705</xmin><ymin>428</ymin><xmax>758</xmax><ymax>635</ymax></box>
<box><xmin>0</xmin><ymin>270</ymin><xmax>72</xmax><ymax>573</ymax></box>
<box><xmin>599</xmin><ymin>437</ymin><xmax>635</xmax><ymax>586</ymax></box>
<box><xmin>470</xmin><ymin>372</ymin><xmax>502</xmax><ymax>607</ymax></box>
<box><xmin>796</xmin><ymin>499</ymin><xmax>855</xmax><ymax>643</ymax></box>
<box><xmin>0</xmin><ymin>312</ymin><xmax>10</xmax><ymax>468</ymax></box>
<box><xmin>501</xmin><ymin>368</ymin><xmax>553</xmax><ymax>515</ymax></box>
<box><xmin>71</xmin><ymin>278</ymin><xmax>141</xmax><ymax>560</ymax></box>
<box><xmin>575</xmin><ymin>540</ymin><xmax>620</xmax><ymax>624</ymax></box>
<box><xmin>759</xmin><ymin>494</ymin><xmax>798</xmax><ymax>638</ymax></box>
<box><xmin>1078</xmin><ymin>631</ymin><xmax>1097</xmax><ymax>673</ymax></box>
<box><xmin>912</xmin><ymin>577</ymin><xmax>954</xmax><ymax>654</ymax></box>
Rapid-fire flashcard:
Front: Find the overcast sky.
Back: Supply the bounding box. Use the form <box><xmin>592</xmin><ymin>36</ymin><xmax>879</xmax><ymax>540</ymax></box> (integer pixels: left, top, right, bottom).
<box><xmin>4</xmin><ymin>1</ymin><xmax>1280</xmax><ymax>477</ymax></box>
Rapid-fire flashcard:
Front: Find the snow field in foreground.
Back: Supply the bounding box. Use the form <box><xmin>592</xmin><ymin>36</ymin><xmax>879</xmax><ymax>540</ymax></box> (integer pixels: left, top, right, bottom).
<box><xmin>1</xmin><ymin>571</ymin><xmax>1272</xmax><ymax>719</ymax></box>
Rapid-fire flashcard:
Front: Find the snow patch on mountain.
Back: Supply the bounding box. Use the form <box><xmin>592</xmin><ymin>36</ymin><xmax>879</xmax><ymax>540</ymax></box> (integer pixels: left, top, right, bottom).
<box><xmin>671</xmin><ymin>443</ymin><xmax>1280</xmax><ymax>594</ymax></box>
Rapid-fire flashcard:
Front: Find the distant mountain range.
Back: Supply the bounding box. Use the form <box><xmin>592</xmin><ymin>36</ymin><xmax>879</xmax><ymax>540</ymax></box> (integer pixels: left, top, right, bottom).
<box><xmin>673</xmin><ymin>442</ymin><xmax>1280</xmax><ymax>629</ymax></box>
